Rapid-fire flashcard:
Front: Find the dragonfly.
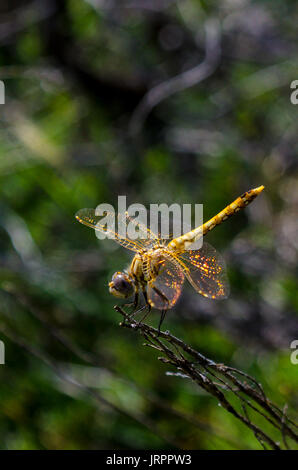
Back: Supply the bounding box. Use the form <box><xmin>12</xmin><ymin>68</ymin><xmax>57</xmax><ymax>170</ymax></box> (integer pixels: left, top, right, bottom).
<box><xmin>76</xmin><ymin>186</ymin><xmax>264</xmax><ymax>331</ymax></box>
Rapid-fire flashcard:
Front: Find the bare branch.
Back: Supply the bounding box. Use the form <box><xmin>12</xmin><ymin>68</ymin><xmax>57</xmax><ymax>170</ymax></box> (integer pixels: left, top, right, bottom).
<box><xmin>0</xmin><ymin>287</ymin><xmax>243</xmax><ymax>448</ymax></box>
<box><xmin>116</xmin><ymin>305</ymin><xmax>298</xmax><ymax>450</ymax></box>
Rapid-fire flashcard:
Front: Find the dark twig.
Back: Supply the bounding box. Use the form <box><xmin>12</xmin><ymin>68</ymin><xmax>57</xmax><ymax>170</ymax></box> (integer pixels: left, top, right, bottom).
<box><xmin>0</xmin><ymin>287</ymin><xmax>242</xmax><ymax>448</ymax></box>
<box><xmin>116</xmin><ymin>305</ymin><xmax>298</xmax><ymax>450</ymax></box>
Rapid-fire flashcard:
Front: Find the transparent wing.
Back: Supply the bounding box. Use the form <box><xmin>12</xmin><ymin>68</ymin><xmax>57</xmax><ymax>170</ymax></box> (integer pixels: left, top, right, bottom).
<box><xmin>147</xmin><ymin>256</ymin><xmax>184</xmax><ymax>310</ymax></box>
<box><xmin>76</xmin><ymin>208</ymin><xmax>159</xmax><ymax>252</ymax></box>
<box><xmin>178</xmin><ymin>242</ymin><xmax>229</xmax><ymax>299</ymax></box>
<box><xmin>121</xmin><ymin>210</ymin><xmax>160</xmax><ymax>248</ymax></box>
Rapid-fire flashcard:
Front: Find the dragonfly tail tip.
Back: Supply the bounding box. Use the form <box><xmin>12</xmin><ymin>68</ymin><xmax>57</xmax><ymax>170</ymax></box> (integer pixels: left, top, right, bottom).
<box><xmin>254</xmin><ymin>185</ymin><xmax>265</xmax><ymax>194</ymax></box>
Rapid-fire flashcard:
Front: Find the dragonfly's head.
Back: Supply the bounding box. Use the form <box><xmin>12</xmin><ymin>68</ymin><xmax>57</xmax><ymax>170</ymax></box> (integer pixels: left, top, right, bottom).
<box><xmin>109</xmin><ymin>272</ymin><xmax>135</xmax><ymax>298</ymax></box>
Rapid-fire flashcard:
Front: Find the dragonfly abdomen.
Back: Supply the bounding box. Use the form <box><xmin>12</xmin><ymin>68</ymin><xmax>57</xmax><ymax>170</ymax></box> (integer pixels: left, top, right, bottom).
<box><xmin>168</xmin><ymin>185</ymin><xmax>264</xmax><ymax>251</ymax></box>
<box><xmin>202</xmin><ymin>186</ymin><xmax>264</xmax><ymax>235</ymax></box>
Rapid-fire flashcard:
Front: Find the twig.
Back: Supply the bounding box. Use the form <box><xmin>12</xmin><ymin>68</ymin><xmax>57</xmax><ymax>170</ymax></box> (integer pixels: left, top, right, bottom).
<box><xmin>116</xmin><ymin>305</ymin><xmax>298</xmax><ymax>450</ymax></box>
<box><xmin>0</xmin><ymin>287</ymin><xmax>243</xmax><ymax>448</ymax></box>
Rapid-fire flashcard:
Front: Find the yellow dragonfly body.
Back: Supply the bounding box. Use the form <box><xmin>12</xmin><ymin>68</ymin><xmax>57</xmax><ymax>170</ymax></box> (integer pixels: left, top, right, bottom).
<box><xmin>76</xmin><ymin>186</ymin><xmax>264</xmax><ymax>316</ymax></box>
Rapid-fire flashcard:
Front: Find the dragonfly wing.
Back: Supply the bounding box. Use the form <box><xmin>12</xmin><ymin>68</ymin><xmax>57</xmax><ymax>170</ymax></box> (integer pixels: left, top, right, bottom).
<box><xmin>179</xmin><ymin>242</ymin><xmax>229</xmax><ymax>299</ymax></box>
<box><xmin>76</xmin><ymin>208</ymin><xmax>150</xmax><ymax>252</ymax></box>
<box><xmin>119</xmin><ymin>211</ymin><xmax>159</xmax><ymax>249</ymax></box>
<box><xmin>147</xmin><ymin>257</ymin><xmax>184</xmax><ymax>310</ymax></box>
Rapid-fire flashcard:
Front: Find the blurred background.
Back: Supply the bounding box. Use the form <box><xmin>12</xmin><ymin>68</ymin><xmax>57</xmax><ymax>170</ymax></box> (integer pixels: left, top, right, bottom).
<box><xmin>0</xmin><ymin>0</ymin><xmax>297</xmax><ymax>450</ymax></box>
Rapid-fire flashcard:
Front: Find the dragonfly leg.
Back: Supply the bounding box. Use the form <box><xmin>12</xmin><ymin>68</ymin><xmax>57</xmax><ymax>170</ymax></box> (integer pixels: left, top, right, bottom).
<box><xmin>150</xmin><ymin>286</ymin><xmax>170</xmax><ymax>336</ymax></box>
<box><xmin>127</xmin><ymin>290</ymin><xmax>149</xmax><ymax>318</ymax></box>
<box><xmin>130</xmin><ymin>290</ymin><xmax>152</xmax><ymax>326</ymax></box>
<box><xmin>123</xmin><ymin>289</ymin><xmax>152</xmax><ymax>327</ymax></box>
<box><xmin>123</xmin><ymin>291</ymin><xmax>139</xmax><ymax>312</ymax></box>
<box><xmin>136</xmin><ymin>290</ymin><xmax>151</xmax><ymax>323</ymax></box>
<box><xmin>137</xmin><ymin>307</ymin><xmax>151</xmax><ymax>325</ymax></box>
<box><xmin>142</xmin><ymin>290</ymin><xmax>151</xmax><ymax>310</ymax></box>
<box><xmin>129</xmin><ymin>304</ymin><xmax>151</xmax><ymax>328</ymax></box>
<box><xmin>132</xmin><ymin>304</ymin><xmax>147</xmax><ymax>317</ymax></box>
<box><xmin>133</xmin><ymin>291</ymin><xmax>139</xmax><ymax>309</ymax></box>
<box><xmin>157</xmin><ymin>309</ymin><xmax>167</xmax><ymax>336</ymax></box>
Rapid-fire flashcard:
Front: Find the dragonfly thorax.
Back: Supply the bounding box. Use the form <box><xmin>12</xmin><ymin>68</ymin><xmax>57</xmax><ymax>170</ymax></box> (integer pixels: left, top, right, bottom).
<box><xmin>129</xmin><ymin>247</ymin><xmax>168</xmax><ymax>283</ymax></box>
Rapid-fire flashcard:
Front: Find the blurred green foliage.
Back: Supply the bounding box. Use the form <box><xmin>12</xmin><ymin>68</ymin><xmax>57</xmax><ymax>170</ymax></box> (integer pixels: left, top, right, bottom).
<box><xmin>0</xmin><ymin>0</ymin><xmax>297</xmax><ymax>450</ymax></box>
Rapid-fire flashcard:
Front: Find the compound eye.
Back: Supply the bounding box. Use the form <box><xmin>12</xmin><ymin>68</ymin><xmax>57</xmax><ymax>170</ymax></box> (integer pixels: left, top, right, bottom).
<box><xmin>113</xmin><ymin>276</ymin><xmax>130</xmax><ymax>292</ymax></box>
<box><xmin>110</xmin><ymin>272</ymin><xmax>134</xmax><ymax>297</ymax></box>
